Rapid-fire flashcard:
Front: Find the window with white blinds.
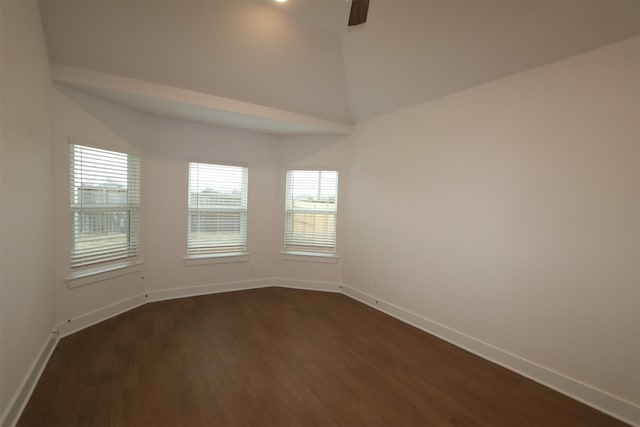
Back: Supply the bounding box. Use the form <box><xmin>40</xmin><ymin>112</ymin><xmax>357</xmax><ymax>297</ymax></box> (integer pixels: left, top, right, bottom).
<box><xmin>188</xmin><ymin>163</ymin><xmax>248</xmax><ymax>256</ymax></box>
<box><xmin>70</xmin><ymin>144</ymin><xmax>140</xmax><ymax>270</ymax></box>
<box><xmin>284</xmin><ymin>170</ymin><xmax>338</xmax><ymax>254</ymax></box>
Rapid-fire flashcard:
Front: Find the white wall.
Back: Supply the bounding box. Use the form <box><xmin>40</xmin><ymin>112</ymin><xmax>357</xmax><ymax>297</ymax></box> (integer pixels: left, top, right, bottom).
<box><xmin>51</xmin><ymin>84</ymin><xmax>354</xmax><ymax>324</ymax></box>
<box><xmin>344</xmin><ymin>37</ymin><xmax>640</xmax><ymax>405</ymax></box>
<box><xmin>51</xmin><ymin>87</ymin><xmax>147</xmax><ymax>323</ymax></box>
<box><xmin>0</xmin><ymin>0</ymin><xmax>55</xmax><ymax>419</ymax></box>
<box><xmin>139</xmin><ymin>115</ymin><xmax>279</xmax><ymax>293</ymax></box>
<box><xmin>51</xmin><ymin>86</ymin><xmax>322</xmax><ymax>321</ymax></box>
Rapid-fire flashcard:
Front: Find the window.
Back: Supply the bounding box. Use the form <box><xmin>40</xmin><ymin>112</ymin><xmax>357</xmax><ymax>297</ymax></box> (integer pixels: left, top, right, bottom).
<box><xmin>70</xmin><ymin>144</ymin><xmax>140</xmax><ymax>270</ymax></box>
<box><xmin>187</xmin><ymin>163</ymin><xmax>248</xmax><ymax>257</ymax></box>
<box><xmin>284</xmin><ymin>170</ymin><xmax>338</xmax><ymax>254</ymax></box>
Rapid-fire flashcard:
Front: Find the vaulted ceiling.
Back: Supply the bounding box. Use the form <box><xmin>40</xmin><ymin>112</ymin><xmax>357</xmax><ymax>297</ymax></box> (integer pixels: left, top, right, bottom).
<box><xmin>39</xmin><ymin>0</ymin><xmax>639</xmax><ymax>134</ymax></box>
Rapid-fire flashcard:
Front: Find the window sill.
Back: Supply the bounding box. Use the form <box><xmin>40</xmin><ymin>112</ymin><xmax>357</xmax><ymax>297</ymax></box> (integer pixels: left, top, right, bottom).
<box><xmin>184</xmin><ymin>252</ymin><xmax>250</xmax><ymax>265</ymax></box>
<box><xmin>280</xmin><ymin>251</ymin><xmax>338</xmax><ymax>264</ymax></box>
<box><xmin>67</xmin><ymin>260</ymin><xmax>143</xmax><ymax>288</ymax></box>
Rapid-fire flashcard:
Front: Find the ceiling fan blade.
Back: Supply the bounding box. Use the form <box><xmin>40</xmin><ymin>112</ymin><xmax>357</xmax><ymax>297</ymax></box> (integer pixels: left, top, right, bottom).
<box><xmin>348</xmin><ymin>0</ymin><xmax>369</xmax><ymax>27</ymax></box>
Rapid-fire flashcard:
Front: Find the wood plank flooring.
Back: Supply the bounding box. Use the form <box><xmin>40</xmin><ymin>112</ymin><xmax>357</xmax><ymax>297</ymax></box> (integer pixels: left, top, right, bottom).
<box><xmin>19</xmin><ymin>287</ymin><xmax>625</xmax><ymax>426</ymax></box>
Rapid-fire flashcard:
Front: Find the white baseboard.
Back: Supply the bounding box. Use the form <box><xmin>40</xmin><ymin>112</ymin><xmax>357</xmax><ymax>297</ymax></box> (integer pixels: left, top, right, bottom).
<box><xmin>275</xmin><ymin>277</ymin><xmax>342</xmax><ymax>293</ymax></box>
<box><xmin>340</xmin><ymin>284</ymin><xmax>640</xmax><ymax>426</ymax></box>
<box><xmin>11</xmin><ymin>279</ymin><xmax>637</xmax><ymax>427</ymax></box>
<box><xmin>55</xmin><ymin>278</ymin><xmax>340</xmax><ymax>340</ymax></box>
<box><xmin>146</xmin><ymin>278</ymin><xmax>277</xmax><ymax>302</ymax></box>
<box><xmin>56</xmin><ymin>293</ymin><xmax>147</xmax><ymax>338</ymax></box>
<box><xmin>146</xmin><ymin>277</ymin><xmax>341</xmax><ymax>302</ymax></box>
<box><xmin>1</xmin><ymin>333</ymin><xmax>58</xmax><ymax>427</ymax></box>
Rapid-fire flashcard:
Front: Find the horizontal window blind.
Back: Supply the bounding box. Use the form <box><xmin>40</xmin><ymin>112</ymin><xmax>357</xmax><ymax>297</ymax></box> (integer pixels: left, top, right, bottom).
<box><xmin>285</xmin><ymin>170</ymin><xmax>338</xmax><ymax>253</ymax></box>
<box><xmin>188</xmin><ymin>163</ymin><xmax>248</xmax><ymax>255</ymax></box>
<box><xmin>70</xmin><ymin>144</ymin><xmax>140</xmax><ymax>270</ymax></box>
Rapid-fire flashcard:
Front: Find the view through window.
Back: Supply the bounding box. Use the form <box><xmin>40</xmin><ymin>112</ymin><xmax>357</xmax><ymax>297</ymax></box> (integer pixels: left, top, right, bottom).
<box><xmin>187</xmin><ymin>162</ymin><xmax>248</xmax><ymax>256</ymax></box>
<box><xmin>70</xmin><ymin>144</ymin><xmax>140</xmax><ymax>270</ymax></box>
<box><xmin>284</xmin><ymin>170</ymin><xmax>338</xmax><ymax>254</ymax></box>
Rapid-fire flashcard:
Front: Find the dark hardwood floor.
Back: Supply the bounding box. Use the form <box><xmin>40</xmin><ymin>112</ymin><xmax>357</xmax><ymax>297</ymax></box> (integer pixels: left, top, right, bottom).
<box><xmin>19</xmin><ymin>287</ymin><xmax>624</xmax><ymax>426</ymax></box>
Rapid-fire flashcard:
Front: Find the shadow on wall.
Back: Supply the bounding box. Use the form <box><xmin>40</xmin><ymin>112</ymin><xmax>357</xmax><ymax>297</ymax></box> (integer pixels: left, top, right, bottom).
<box><xmin>276</xmin><ymin>135</ymin><xmax>350</xmax><ymax>168</ymax></box>
<box><xmin>54</xmin><ymin>84</ymin><xmax>281</xmax><ymax>167</ymax></box>
<box><xmin>55</xmin><ymin>85</ymin><xmax>147</xmax><ymax>151</ymax></box>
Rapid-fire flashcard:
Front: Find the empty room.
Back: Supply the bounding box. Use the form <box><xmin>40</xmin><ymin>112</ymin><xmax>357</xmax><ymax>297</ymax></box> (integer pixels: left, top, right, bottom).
<box><xmin>1</xmin><ymin>0</ymin><xmax>639</xmax><ymax>425</ymax></box>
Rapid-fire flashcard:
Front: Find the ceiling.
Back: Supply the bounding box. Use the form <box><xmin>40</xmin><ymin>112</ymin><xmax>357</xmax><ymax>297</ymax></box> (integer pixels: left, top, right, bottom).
<box><xmin>342</xmin><ymin>0</ymin><xmax>640</xmax><ymax>121</ymax></box>
<box><xmin>52</xmin><ymin>63</ymin><xmax>352</xmax><ymax>135</ymax></box>
<box><xmin>259</xmin><ymin>0</ymin><xmax>350</xmax><ymax>35</ymax></box>
<box><xmin>39</xmin><ymin>0</ymin><xmax>639</xmax><ymax>134</ymax></box>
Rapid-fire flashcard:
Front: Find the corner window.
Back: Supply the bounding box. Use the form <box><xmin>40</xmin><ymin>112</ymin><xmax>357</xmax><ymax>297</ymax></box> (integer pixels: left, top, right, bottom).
<box><xmin>70</xmin><ymin>144</ymin><xmax>140</xmax><ymax>270</ymax></box>
<box><xmin>187</xmin><ymin>162</ymin><xmax>248</xmax><ymax>258</ymax></box>
<box><xmin>284</xmin><ymin>170</ymin><xmax>338</xmax><ymax>255</ymax></box>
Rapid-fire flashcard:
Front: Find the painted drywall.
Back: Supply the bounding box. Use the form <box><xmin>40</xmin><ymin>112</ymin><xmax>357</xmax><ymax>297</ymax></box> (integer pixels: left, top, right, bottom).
<box><xmin>342</xmin><ymin>0</ymin><xmax>639</xmax><ymax>121</ymax></box>
<box><xmin>0</xmin><ymin>0</ymin><xmax>55</xmax><ymax>419</ymax></box>
<box><xmin>50</xmin><ymin>83</ymin><xmax>353</xmax><ymax>322</ymax></box>
<box><xmin>51</xmin><ymin>65</ymin><xmax>352</xmax><ymax>135</ymax></box>
<box><xmin>51</xmin><ymin>86</ymin><xmax>148</xmax><ymax>323</ymax></box>
<box><xmin>39</xmin><ymin>1</ymin><xmax>351</xmax><ymax>123</ymax></box>
<box><xmin>39</xmin><ymin>0</ymin><xmax>639</xmax><ymax>126</ymax></box>
<box><xmin>138</xmin><ymin>115</ymin><xmax>280</xmax><ymax>293</ymax></box>
<box><xmin>50</xmin><ymin>86</ymin><xmax>280</xmax><ymax>321</ymax></box>
<box><xmin>344</xmin><ymin>37</ymin><xmax>640</xmax><ymax>405</ymax></box>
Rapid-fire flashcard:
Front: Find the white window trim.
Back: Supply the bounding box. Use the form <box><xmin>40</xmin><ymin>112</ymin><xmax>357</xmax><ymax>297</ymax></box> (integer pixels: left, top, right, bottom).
<box><xmin>280</xmin><ymin>250</ymin><xmax>338</xmax><ymax>264</ymax></box>
<box><xmin>67</xmin><ymin>260</ymin><xmax>143</xmax><ymax>288</ymax></box>
<box><xmin>184</xmin><ymin>252</ymin><xmax>250</xmax><ymax>266</ymax></box>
